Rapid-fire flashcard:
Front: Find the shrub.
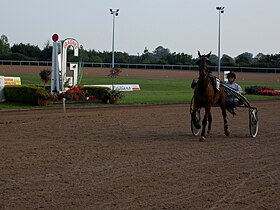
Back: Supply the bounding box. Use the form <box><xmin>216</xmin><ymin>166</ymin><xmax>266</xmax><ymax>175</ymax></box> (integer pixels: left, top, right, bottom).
<box><xmin>81</xmin><ymin>86</ymin><xmax>111</xmax><ymax>103</ymax></box>
<box><xmin>245</xmin><ymin>86</ymin><xmax>280</xmax><ymax>96</ymax></box>
<box><xmin>4</xmin><ymin>85</ymin><xmax>51</xmax><ymax>105</ymax></box>
<box><xmin>245</xmin><ymin>86</ymin><xmax>264</xmax><ymax>94</ymax></box>
<box><xmin>39</xmin><ymin>69</ymin><xmax>52</xmax><ymax>87</ymax></box>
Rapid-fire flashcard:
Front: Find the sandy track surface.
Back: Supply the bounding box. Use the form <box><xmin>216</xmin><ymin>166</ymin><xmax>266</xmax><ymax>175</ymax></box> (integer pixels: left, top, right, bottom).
<box><xmin>0</xmin><ymin>100</ymin><xmax>279</xmax><ymax>209</ymax></box>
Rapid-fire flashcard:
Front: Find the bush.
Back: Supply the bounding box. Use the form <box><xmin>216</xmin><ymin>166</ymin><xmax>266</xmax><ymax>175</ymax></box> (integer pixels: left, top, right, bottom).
<box><xmin>4</xmin><ymin>85</ymin><xmax>51</xmax><ymax>105</ymax></box>
<box><xmin>245</xmin><ymin>86</ymin><xmax>265</xmax><ymax>94</ymax></box>
<box><xmin>80</xmin><ymin>86</ymin><xmax>111</xmax><ymax>103</ymax></box>
<box><xmin>104</xmin><ymin>89</ymin><xmax>124</xmax><ymax>102</ymax></box>
<box><xmin>39</xmin><ymin>69</ymin><xmax>52</xmax><ymax>87</ymax></box>
<box><xmin>35</xmin><ymin>88</ymin><xmax>51</xmax><ymax>100</ymax></box>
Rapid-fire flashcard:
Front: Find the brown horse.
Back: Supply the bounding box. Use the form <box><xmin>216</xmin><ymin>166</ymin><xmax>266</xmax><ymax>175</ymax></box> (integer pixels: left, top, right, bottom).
<box><xmin>191</xmin><ymin>51</ymin><xmax>230</xmax><ymax>141</ymax></box>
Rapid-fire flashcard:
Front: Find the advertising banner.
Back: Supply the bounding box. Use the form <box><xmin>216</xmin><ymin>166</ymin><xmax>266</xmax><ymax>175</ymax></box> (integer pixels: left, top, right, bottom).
<box><xmin>4</xmin><ymin>77</ymin><xmax>21</xmax><ymax>85</ymax></box>
<box><xmin>86</xmin><ymin>84</ymin><xmax>141</xmax><ymax>91</ymax></box>
<box><xmin>0</xmin><ymin>76</ymin><xmax>21</xmax><ymax>102</ymax></box>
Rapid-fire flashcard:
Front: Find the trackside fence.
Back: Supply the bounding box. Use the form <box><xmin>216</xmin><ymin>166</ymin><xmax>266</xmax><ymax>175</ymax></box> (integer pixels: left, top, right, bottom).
<box><xmin>0</xmin><ymin>60</ymin><xmax>279</xmax><ymax>73</ymax></box>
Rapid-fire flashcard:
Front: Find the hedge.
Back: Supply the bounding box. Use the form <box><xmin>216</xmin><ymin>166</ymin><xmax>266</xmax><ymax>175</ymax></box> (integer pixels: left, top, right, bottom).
<box><xmin>4</xmin><ymin>85</ymin><xmax>51</xmax><ymax>105</ymax></box>
<box><xmin>80</xmin><ymin>86</ymin><xmax>111</xmax><ymax>103</ymax></box>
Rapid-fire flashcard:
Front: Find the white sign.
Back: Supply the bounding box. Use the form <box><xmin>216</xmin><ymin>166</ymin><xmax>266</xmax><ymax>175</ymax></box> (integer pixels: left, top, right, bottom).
<box><xmin>0</xmin><ymin>76</ymin><xmax>22</xmax><ymax>102</ymax></box>
<box><xmin>0</xmin><ymin>76</ymin><xmax>5</xmax><ymax>102</ymax></box>
<box><xmin>51</xmin><ymin>35</ymin><xmax>79</xmax><ymax>94</ymax></box>
<box><xmin>86</xmin><ymin>84</ymin><xmax>141</xmax><ymax>91</ymax></box>
<box><xmin>4</xmin><ymin>77</ymin><xmax>21</xmax><ymax>85</ymax></box>
<box><xmin>70</xmin><ymin>63</ymin><xmax>78</xmax><ymax>87</ymax></box>
<box><xmin>224</xmin><ymin>71</ymin><xmax>230</xmax><ymax>82</ymax></box>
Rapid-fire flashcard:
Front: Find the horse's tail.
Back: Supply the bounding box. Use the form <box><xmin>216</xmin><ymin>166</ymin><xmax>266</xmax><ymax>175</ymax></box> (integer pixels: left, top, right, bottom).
<box><xmin>226</xmin><ymin>106</ymin><xmax>236</xmax><ymax>116</ymax></box>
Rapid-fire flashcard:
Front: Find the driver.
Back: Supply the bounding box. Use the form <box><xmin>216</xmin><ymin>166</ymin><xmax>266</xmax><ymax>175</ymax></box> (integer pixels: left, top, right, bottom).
<box><xmin>225</xmin><ymin>71</ymin><xmax>243</xmax><ymax>106</ymax></box>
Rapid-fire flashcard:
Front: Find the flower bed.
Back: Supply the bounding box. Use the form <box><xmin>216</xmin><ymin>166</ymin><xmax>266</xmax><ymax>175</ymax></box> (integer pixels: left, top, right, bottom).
<box><xmin>258</xmin><ymin>88</ymin><xmax>280</xmax><ymax>96</ymax></box>
<box><xmin>245</xmin><ymin>86</ymin><xmax>280</xmax><ymax>96</ymax></box>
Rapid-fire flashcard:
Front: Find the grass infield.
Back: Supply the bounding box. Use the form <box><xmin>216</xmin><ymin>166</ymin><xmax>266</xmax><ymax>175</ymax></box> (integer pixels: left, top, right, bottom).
<box><xmin>0</xmin><ymin>74</ymin><xmax>279</xmax><ymax>109</ymax></box>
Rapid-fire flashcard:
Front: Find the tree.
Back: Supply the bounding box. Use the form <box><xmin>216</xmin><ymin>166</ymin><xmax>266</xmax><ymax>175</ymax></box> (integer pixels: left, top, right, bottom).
<box><xmin>11</xmin><ymin>43</ymin><xmax>41</xmax><ymax>60</ymax></box>
<box><xmin>79</xmin><ymin>45</ymin><xmax>90</xmax><ymax>62</ymax></box>
<box><xmin>140</xmin><ymin>47</ymin><xmax>154</xmax><ymax>64</ymax></box>
<box><xmin>39</xmin><ymin>69</ymin><xmax>52</xmax><ymax>87</ymax></box>
<box><xmin>209</xmin><ymin>54</ymin><xmax>218</xmax><ymax>66</ymax></box>
<box><xmin>221</xmin><ymin>54</ymin><xmax>235</xmax><ymax>66</ymax></box>
<box><xmin>267</xmin><ymin>53</ymin><xmax>280</xmax><ymax>68</ymax></box>
<box><xmin>235</xmin><ymin>52</ymin><xmax>253</xmax><ymax>66</ymax></box>
<box><xmin>39</xmin><ymin>41</ymin><xmax>52</xmax><ymax>61</ymax></box>
<box><xmin>153</xmin><ymin>46</ymin><xmax>170</xmax><ymax>60</ymax></box>
<box><xmin>0</xmin><ymin>35</ymin><xmax>11</xmax><ymax>58</ymax></box>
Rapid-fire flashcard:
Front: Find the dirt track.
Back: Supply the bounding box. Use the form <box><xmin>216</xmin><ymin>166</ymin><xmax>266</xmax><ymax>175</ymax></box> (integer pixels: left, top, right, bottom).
<box><xmin>0</xmin><ymin>66</ymin><xmax>280</xmax><ymax>209</ymax></box>
<box><xmin>0</xmin><ymin>100</ymin><xmax>279</xmax><ymax>209</ymax></box>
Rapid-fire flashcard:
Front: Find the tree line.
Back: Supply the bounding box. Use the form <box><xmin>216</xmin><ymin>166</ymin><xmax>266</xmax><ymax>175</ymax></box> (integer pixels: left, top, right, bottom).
<box><xmin>1</xmin><ymin>34</ymin><xmax>280</xmax><ymax>68</ymax></box>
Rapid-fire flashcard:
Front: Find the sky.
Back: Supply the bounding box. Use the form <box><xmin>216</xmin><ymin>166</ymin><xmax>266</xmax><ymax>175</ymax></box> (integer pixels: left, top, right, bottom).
<box><xmin>1</xmin><ymin>0</ymin><xmax>280</xmax><ymax>58</ymax></box>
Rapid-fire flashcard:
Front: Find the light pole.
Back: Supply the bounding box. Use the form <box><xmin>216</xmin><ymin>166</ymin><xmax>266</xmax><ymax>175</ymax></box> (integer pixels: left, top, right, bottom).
<box><xmin>110</xmin><ymin>9</ymin><xmax>119</xmax><ymax>70</ymax></box>
<box><xmin>216</xmin><ymin>6</ymin><xmax>224</xmax><ymax>80</ymax></box>
<box><xmin>109</xmin><ymin>8</ymin><xmax>119</xmax><ymax>90</ymax></box>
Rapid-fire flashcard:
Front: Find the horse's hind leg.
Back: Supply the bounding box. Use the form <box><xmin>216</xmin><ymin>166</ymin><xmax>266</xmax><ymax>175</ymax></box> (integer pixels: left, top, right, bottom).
<box><xmin>207</xmin><ymin>113</ymin><xmax>212</xmax><ymax>134</ymax></box>
<box><xmin>221</xmin><ymin>106</ymin><xmax>230</xmax><ymax>136</ymax></box>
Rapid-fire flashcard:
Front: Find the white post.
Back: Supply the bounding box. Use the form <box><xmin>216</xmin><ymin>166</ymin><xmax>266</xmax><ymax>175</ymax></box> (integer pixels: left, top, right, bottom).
<box><xmin>216</xmin><ymin>7</ymin><xmax>224</xmax><ymax>80</ymax></box>
<box><xmin>217</xmin><ymin>11</ymin><xmax>221</xmax><ymax>79</ymax></box>
<box><xmin>51</xmin><ymin>35</ymin><xmax>60</xmax><ymax>94</ymax></box>
<box><xmin>112</xmin><ymin>13</ymin><xmax>115</xmax><ymax>70</ymax></box>
<box><xmin>63</xmin><ymin>98</ymin><xmax>66</xmax><ymax>113</ymax></box>
<box><xmin>110</xmin><ymin>9</ymin><xmax>119</xmax><ymax>90</ymax></box>
<box><xmin>0</xmin><ymin>76</ymin><xmax>5</xmax><ymax>102</ymax></box>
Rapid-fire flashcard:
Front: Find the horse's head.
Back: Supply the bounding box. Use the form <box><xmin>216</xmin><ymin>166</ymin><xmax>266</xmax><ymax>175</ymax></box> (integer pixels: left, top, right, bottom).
<box><xmin>196</xmin><ymin>51</ymin><xmax>211</xmax><ymax>78</ymax></box>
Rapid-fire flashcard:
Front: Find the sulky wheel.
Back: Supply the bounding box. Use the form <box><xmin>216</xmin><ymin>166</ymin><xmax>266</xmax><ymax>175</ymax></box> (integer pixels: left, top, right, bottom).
<box><xmin>191</xmin><ymin>109</ymin><xmax>201</xmax><ymax>136</ymax></box>
<box><xmin>249</xmin><ymin>108</ymin><xmax>259</xmax><ymax>138</ymax></box>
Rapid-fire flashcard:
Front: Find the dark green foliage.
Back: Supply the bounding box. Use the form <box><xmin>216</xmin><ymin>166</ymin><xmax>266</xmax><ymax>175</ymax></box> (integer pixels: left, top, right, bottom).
<box><xmin>104</xmin><ymin>89</ymin><xmax>124</xmax><ymax>103</ymax></box>
<box><xmin>245</xmin><ymin>86</ymin><xmax>266</xmax><ymax>94</ymax></box>
<box><xmin>1</xmin><ymin>34</ymin><xmax>280</xmax><ymax>67</ymax></box>
<box><xmin>39</xmin><ymin>69</ymin><xmax>52</xmax><ymax>86</ymax></box>
<box><xmin>4</xmin><ymin>85</ymin><xmax>51</xmax><ymax>105</ymax></box>
<box><xmin>80</xmin><ymin>86</ymin><xmax>111</xmax><ymax>103</ymax></box>
<box><xmin>235</xmin><ymin>52</ymin><xmax>253</xmax><ymax>66</ymax></box>
<box><xmin>11</xmin><ymin>43</ymin><xmax>41</xmax><ymax>60</ymax></box>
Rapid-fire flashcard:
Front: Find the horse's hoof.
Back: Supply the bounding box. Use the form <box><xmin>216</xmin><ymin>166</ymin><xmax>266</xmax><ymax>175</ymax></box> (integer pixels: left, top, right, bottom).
<box><xmin>196</xmin><ymin>125</ymin><xmax>201</xmax><ymax>129</ymax></box>
<box><xmin>199</xmin><ymin>136</ymin><xmax>206</xmax><ymax>142</ymax></box>
<box><xmin>225</xmin><ymin>130</ymin><xmax>230</xmax><ymax>136</ymax></box>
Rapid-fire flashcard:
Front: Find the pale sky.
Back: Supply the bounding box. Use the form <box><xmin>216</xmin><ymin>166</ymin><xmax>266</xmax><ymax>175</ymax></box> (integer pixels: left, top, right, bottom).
<box><xmin>1</xmin><ymin>0</ymin><xmax>279</xmax><ymax>58</ymax></box>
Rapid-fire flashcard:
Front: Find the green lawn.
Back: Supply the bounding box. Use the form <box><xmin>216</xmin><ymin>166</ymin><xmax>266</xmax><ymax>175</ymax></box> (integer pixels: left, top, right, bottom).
<box><xmin>0</xmin><ymin>74</ymin><xmax>279</xmax><ymax>109</ymax></box>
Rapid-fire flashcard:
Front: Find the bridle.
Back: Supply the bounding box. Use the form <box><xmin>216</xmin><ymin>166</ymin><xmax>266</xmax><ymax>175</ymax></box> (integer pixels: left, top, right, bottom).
<box><xmin>198</xmin><ymin>57</ymin><xmax>210</xmax><ymax>80</ymax></box>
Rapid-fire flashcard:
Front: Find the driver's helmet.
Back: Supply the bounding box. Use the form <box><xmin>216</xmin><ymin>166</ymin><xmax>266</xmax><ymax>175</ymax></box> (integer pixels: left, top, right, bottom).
<box><xmin>227</xmin><ymin>71</ymin><xmax>236</xmax><ymax>79</ymax></box>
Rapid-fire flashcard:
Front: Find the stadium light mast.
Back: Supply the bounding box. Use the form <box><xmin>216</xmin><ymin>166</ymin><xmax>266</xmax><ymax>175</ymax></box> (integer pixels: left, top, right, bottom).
<box><xmin>216</xmin><ymin>6</ymin><xmax>224</xmax><ymax>80</ymax></box>
<box><xmin>109</xmin><ymin>8</ymin><xmax>119</xmax><ymax>90</ymax></box>
<box><xmin>110</xmin><ymin>9</ymin><xmax>119</xmax><ymax>71</ymax></box>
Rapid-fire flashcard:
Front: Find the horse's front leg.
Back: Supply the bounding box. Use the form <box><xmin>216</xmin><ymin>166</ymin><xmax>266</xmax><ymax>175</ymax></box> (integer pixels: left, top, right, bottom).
<box><xmin>200</xmin><ymin>107</ymin><xmax>210</xmax><ymax>141</ymax></box>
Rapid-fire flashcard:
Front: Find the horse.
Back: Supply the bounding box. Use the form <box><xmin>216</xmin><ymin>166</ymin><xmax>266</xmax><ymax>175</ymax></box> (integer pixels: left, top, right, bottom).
<box><xmin>191</xmin><ymin>51</ymin><xmax>230</xmax><ymax>141</ymax></box>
